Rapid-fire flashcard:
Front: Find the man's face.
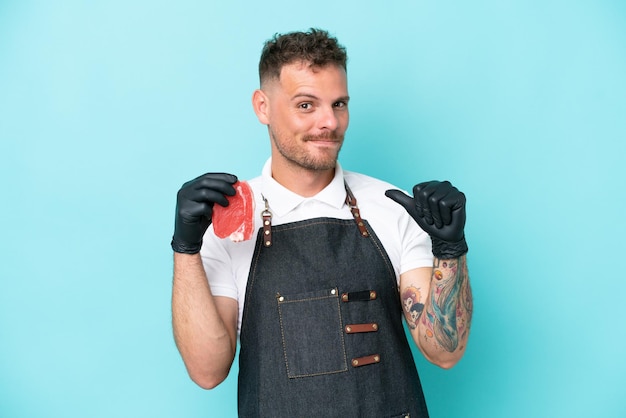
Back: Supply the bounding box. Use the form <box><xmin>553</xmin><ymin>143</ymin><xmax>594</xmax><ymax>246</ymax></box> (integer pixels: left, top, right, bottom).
<box><xmin>260</xmin><ymin>61</ymin><xmax>350</xmax><ymax>172</ymax></box>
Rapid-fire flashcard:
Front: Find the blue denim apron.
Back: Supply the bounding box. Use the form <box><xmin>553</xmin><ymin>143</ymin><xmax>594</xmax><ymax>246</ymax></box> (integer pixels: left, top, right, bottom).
<box><xmin>238</xmin><ymin>186</ymin><xmax>429</xmax><ymax>417</ymax></box>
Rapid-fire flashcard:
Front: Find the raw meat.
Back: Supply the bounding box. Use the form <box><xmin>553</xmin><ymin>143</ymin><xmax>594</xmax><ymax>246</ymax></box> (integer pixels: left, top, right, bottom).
<box><xmin>212</xmin><ymin>180</ymin><xmax>255</xmax><ymax>242</ymax></box>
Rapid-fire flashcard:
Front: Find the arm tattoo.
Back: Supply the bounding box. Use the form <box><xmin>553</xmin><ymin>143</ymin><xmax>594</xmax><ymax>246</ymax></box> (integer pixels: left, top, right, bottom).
<box><xmin>425</xmin><ymin>257</ymin><xmax>472</xmax><ymax>352</ymax></box>
<box><xmin>401</xmin><ymin>285</ymin><xmax>425</xmax><ymax>330</ymax></box>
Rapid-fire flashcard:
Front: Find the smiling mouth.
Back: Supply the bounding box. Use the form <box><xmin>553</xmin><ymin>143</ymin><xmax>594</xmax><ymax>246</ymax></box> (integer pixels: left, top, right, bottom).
<box><xmin>306</xmin><ymin>139</ymin><xmax>342</xmax><ymax>148</ymax></box>
<box><xmin>303</xmin><ymin>133</ymin><xmax>343</xmax><ymax>143</ymax></box>
<box><xmin>307</xmin><ymin>139</ymin><xmax>340</xmax><ymax>143</ymax></box>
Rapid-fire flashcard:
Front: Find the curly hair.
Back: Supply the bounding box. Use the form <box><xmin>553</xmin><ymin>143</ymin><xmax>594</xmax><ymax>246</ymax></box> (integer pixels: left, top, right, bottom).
<box><xmin>258</xmin><ymin>28</ymin><xmax>348</xmax><ymax>86</ymax></box>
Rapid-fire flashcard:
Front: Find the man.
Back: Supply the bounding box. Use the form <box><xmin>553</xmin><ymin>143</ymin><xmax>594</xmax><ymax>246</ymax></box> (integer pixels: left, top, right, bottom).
<box><xmin>171</xmin><ymin>28</ymin><xmax>472</xmax><ymax>417</ymax></box>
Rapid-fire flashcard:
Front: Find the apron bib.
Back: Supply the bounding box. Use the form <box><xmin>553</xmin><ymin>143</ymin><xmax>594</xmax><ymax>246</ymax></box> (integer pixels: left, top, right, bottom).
<box><xmin>238</xmin><ymin>188</ymin><xmax>429</xmax><ymax>418</ymax></box>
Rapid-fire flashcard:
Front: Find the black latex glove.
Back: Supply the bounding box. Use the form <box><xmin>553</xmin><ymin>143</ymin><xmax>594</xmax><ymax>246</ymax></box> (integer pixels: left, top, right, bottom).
<box><xmin>385</xmin><ymin>181</ymin><xmax>468</xmax><ymax>259</ymax></box>
<box><xmin>171</xmin><ymin>173</ymin><xmax>238</xmax><ymax>254</ymax></box>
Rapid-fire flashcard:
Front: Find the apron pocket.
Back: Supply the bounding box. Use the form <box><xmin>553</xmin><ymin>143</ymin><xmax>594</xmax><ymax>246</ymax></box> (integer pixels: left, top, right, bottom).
<box><xmin>277</xmin><ymin>287</ymin><xmax>348</xmax><ymax>378</ymax></box>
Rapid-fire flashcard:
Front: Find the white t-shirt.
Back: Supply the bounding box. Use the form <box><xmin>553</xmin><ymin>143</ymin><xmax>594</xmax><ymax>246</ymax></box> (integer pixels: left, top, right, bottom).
<box><xmin>200</xmin><ymin>158</ymin><xmax>433</xmax><ymax>332</ymax></box>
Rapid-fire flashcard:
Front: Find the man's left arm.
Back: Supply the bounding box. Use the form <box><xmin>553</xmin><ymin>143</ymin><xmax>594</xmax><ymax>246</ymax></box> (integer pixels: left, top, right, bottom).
<box><xmin>387</xmin><ymin>181</ymin><xmax>473</xmax><ymax>368</ymax></box>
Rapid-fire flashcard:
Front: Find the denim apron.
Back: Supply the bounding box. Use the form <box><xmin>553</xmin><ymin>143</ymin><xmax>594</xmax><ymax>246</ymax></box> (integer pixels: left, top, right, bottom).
<box><xmin>238</xmin><ymin>185</ymin><xmax>429</xmax><ymax>417</ymax></box>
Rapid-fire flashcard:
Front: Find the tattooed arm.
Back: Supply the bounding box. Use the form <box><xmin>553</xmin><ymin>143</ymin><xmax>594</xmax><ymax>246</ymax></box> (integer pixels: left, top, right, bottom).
<box><xmin>400</xmin><ymin>257</ymin><xmax>472</xmax><ymax>368</ymax></box>
<box><xmin>387</xmin><ymin>180</ymin><xmax>472</xmax><ymax>368</ymax></box>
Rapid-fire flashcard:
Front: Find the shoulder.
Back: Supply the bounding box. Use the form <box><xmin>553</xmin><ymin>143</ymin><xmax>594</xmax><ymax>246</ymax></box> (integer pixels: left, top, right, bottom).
<box><xmin>246</xmin><ymin>173</ymin><xmax>263</xmax><ymax>190</ymax></box>
<box><xmin>343</xmin><ymin>170</ymin><xmax>432</xmax><ymax>275</ymax></box>
<box><xmin>343</xmin><ymin>170</ymin><xmax>397</xmax><ymax>192</ymax></box>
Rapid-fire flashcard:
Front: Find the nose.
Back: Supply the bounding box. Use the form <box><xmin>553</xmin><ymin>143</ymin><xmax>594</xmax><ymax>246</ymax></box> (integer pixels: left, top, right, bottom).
<box><xmin>317</xmin><ymin>105</ymin><xmax>339</xmax><ymax>131</ymax></box>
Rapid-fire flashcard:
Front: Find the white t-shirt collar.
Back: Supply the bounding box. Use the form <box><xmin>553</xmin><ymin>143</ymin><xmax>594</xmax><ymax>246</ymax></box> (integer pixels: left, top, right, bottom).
<box><xmin>260</xmin><ymin>157</ymin><xmax>347</xmax><ymax>218</ymax></box>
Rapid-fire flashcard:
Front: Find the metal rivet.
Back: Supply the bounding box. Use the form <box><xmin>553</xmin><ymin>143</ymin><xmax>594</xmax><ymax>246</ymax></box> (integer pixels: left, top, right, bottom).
<box><xmin>264</xmin><ymin>230</ymin><xmax>270</xmax><ymax>235</ymax></box>
<box><xmin>342</xmin><ymin>294</ymin><xmax>348</xmax><ymax>301</ymax></box>
<box><xmin>374</xmin><ymin>355</ymin><xmax>380</xmax><ymax>362</ymax></box>
<box><xmin>331</xmin><ymin>289</ymin><xmax>336</xmax><ymax>295</ymax></box>
<box><xmin>264</xmin><ymin>220</ymin><xmax>270</xmax><ymax>225</ymax></box>
<box><xmin>278</xmin><ymin>296</ymin><xmax>284</xmax><ymax>302</ymax></box>
<box><xmin>346</xmin><ymin>326</ymin><xmax>352</xmax><ymax>332</ymax></box>
<box><xmin>265</xmin><ymin>241</ymin><xmax>271</xmax><ymax>246</ymax></box>
<box><xmin>370</xmin><ymin>291</ymin><xmax>376</xmax><ymax>299</ymax></box>
<box><xmin>372</xmin><ymin>324</ymin><xmax>378</xmax><ymax>331</ymax></box>
<box><xmin>362</xmin><ymin>231</ymin><xmax>369</xmax><ymax>236</ymax></box>
<box><xmin>352</xmin><ymin>359</ymin><xmax>359</xmax><ymax>366</ymax></box>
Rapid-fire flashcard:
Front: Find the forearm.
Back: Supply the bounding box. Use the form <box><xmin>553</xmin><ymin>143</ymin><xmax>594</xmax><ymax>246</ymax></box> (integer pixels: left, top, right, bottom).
<box><xmin>414</xmin><ymin>255</ymin><xmax>473</xmax><ymax>368</ymax></box>
<box><xmin>172</xmin><ymin>252</ymin><xmax>237</xmax><ymax>388</ymax></box>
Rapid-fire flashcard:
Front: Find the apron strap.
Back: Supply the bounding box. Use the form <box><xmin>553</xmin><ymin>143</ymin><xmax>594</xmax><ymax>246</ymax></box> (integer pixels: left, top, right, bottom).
<box><xmin>261</xmin><ymin>194</ymin><xmax>273</xmax><ymax>247</ymax></box>
<box><xmin>344</xmin><ymin>182</ymin><xmax>370</xmax><ymax>238</ymax></box>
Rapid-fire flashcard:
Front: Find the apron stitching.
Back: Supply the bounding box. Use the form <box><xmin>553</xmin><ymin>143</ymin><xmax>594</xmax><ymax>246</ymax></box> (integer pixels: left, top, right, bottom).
<box><xmin>271</xmin><ymin>219</ymin><xmax>354</xmax><ymax>232</ymax></box>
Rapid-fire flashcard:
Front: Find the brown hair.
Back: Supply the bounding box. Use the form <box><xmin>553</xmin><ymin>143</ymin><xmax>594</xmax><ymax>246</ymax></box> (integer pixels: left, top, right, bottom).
<box><xmin>258</xmin><ymin>28</ymin><xmax>347</xmax><ymax>86</ymax></box>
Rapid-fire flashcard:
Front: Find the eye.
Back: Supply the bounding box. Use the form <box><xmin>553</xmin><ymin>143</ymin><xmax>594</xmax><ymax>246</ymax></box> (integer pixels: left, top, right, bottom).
<box><xmin>333</xmin><ymin>101</ymin><xmax>347</xmax><ymax>109</ymax></box>
<box><xmin>299</xmin><ymin>103</ymin><xmax>313</xmax><ymax>110</ymax></box>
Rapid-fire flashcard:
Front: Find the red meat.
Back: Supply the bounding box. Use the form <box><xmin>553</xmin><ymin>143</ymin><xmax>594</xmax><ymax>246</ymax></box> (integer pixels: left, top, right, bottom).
<box><xmin>212</xmin><ymin>180</ymin><xmax>255</xmax><ymax>242</ymax></box>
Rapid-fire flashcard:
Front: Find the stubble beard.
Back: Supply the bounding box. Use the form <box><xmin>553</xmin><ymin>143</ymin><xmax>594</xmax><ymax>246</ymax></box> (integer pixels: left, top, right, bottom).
<box><xmin>270</xmin><ymin>128</ymin><xmax>344</xmax><ymax>171</ymax></box>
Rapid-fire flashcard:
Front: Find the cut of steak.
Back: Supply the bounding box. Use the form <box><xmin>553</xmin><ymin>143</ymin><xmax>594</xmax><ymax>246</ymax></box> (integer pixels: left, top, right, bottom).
<box><xmin>212</xmin><ymin>180</ymin><xmax>255</xmax><ymax>242</ymax></box>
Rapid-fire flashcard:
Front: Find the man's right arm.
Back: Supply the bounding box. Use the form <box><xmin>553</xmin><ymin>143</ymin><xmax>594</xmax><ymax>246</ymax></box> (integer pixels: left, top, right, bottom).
<box><xmin>172</xmin><ymin>252</ymin><xmax>238</xmax><ymax>389</ymax></box>
<box><xmin>170</xmin><ymin>172</ymin><xmax>239</xmax><ymax>389</ymax></box>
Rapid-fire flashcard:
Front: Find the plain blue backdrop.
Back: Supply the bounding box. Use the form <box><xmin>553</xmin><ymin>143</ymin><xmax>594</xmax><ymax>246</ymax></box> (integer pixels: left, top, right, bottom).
<box><xmin>1</xmin><ymin>1</ymin><xmax>625</xmax><ymax>417</ymax></box>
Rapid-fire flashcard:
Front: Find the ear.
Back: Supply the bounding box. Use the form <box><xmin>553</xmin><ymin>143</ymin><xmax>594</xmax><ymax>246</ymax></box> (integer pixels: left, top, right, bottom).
<box><xmin>252</xmin><ymin>89</ymin><xmax>270</xmax><ymax>125</ymax></box>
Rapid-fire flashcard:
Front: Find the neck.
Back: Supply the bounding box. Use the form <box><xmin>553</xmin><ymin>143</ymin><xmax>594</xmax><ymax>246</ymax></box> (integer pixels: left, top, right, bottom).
<box><xmin>270</xmin><ymin>158</ymin><xmax>336</xmax><ymax>197</ymax></box>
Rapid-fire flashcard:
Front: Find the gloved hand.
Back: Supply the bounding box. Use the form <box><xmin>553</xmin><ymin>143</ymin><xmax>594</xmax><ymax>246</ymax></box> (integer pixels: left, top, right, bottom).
<box><xmin>385</xmin><ymin>181</ymin><xmax>468</xmax><ymax>259</ymax></box>
<box><xmin>171</xmin><ymin>173</ymin><xmax>238</xmax><ymax>254</ymax></box>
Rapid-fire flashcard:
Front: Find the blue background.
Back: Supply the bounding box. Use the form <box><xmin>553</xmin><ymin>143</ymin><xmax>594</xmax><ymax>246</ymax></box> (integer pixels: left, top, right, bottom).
<box><xmin>1</xmin><ymin>1</ymin><xmax>625</xmax><ymax>417</ymax></box>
